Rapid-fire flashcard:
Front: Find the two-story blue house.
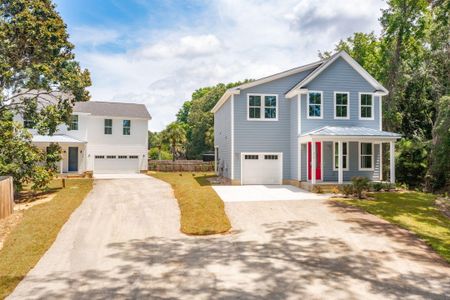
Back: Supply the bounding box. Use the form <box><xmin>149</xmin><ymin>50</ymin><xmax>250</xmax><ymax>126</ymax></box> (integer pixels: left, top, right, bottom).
<box><xmin>212</xmin><ymin>51</ymin><xmax>401</xmax><ymax>189</ymax></box>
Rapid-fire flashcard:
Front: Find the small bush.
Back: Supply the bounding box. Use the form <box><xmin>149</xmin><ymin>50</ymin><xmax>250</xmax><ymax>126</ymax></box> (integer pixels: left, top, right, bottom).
<box><xmin>313</xmin><ymin>185</ymin><xmax>323</xmax><ymax>194</ymax></box>
<box><xmin>383</xmin><ymin>182</ymin><xmax>395</xmax><ymax>192</ymax></box>
<box><xmin>341</xmin><ymin>184</ymin><xmax>354</xmax><ymax>197</ymax></box>
<box><xmin>331</xmin><ymin>186</ymin><xmax>340</xmax><ymax>194</ymax></box>
<box><xmin>351</xmin><ymin>176</ymin><xmax>370</xmax><ymax>199</ymax></box>
<box><xmin>372</xmin><ymin>182</ymin><xmax>383</xmax><ymax>192</ymax></box>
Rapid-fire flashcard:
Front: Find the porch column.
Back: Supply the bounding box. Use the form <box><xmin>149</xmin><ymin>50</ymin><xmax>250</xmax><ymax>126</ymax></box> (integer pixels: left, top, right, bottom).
<box><xmin>338</xmin><ymin>141</ymin><xmax>343</xmax><ymax>184</ymax></box>
<box><xmin>390</xmin><ymin>141</ymin><xmax>395</xmax><ymax>184</ymax></box>
<box><xmin>311</xmin><ymin>140</ymin><xmax>316</xmax><ymax>185</ymax></box>
<box><xmin>379</xmin><ymin>143</ymin><xmax>383</xmax><ymax>181</ymax></box>
<box><xmin>60</xmin><ymin>159</ymin><xmax>63</xmax><ymax>174</ymax></box>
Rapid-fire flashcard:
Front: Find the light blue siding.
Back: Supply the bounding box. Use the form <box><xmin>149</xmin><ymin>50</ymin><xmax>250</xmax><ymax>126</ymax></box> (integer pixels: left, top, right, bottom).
<box><xmin>233</xmin><ymin>69</ymin><xmax>314</xmax><ymax>180</ymax></box>
<box><xmin>290</xmin><ymin>98</ymin><xmax>298</xmax><ymax>180</ymax></box>
<box><xmin>301</xmin><ymin>57</ymin><xmax>381</xmax><ymax>134</ymax></box>
<box><xmin>214</xmin><ymin>96</ymin><xmax>231</xmax><ymax>178</ymax></box>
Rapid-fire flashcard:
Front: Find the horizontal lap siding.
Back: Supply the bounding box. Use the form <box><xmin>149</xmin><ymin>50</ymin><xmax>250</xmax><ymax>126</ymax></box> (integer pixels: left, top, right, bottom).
<box><xmin>301</xmin><ymin>57</ymin><xmax>381</xmax><ymax>134</ymax></box>
<box><xmin>214</xmin><ymin>98</ymin><xmax>232</xmax><ymax>179</ymax></box>
<box><xmin>290</xmin><ymin>99</ymin><xmax>298</xmax><ymax>180</ymax></box>
<box><xmin>234</xmin><ymin>69</ymin><xmax>314</xmax><ymax>180</ymax></box>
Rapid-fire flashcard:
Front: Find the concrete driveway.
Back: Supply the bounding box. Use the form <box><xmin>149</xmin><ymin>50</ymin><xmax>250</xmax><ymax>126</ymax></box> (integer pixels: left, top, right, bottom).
<box><xmin>213</xmin><ymin>184</ymin><xmax>329</xmax><ymax>202</ymax></box>
<box><xmin>8</xmin><ymin>177</ymin><xmax>450</xmax><ymax>299</ymax></box>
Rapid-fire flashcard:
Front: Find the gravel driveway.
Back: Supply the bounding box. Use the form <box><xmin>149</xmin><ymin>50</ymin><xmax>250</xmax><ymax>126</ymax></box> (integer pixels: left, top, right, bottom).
<box><xmin>8</xmin><ymin>177</ymin><xmax>450</xmax><ymax>300</ymax></box>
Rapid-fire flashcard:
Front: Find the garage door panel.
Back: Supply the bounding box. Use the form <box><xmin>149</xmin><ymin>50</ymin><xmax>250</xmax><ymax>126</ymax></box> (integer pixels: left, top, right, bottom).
<box><xmin>242</xmin><ymin>153</ymin><xmax>282</xmax><ymax>185</ymax></box>
<box><xmin>94</xmin><ymin>156</ymin><xmax>139</xmax><ymax>174</ymax></box>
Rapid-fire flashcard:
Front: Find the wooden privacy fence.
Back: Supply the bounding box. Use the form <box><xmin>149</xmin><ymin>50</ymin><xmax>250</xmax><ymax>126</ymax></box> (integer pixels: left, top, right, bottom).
<box><xmin>0</xmin><ymin>176</ymin><xmax>14</xmax><ymax>220</ymax></box>
<box><xmin>148</xmin><ymin>160</ymin><xmax>214</xmax><ymax>172</ymax></box>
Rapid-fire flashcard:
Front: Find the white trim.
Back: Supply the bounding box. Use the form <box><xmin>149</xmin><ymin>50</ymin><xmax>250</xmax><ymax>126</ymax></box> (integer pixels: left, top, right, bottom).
<box><xmin>306</xmin><ymin>141</ymin><xmax>323</xmax><ymax>182</ymax></box>
<box><xmin>358</xmin><ymin>142</ymin><xmax>374</xmax><ymax>171</ymax></box>
<box><xmin>379</xmin><ymin>143</ymin><xmax>383</xmax><ymax>181</ymax></box>
<box><xmin>359</xmin><ymin>92</ymin><xmax>375</xmax><ymax>120</ymax></box>
<box><xmin>240</xmin><ymin>152</ymin><xmax>283</xmax><ymax>185</ymax></box>
<box><xmin>297</xmin><ymin>94</ymin><xmax>301</xmax><ymax>181</ymax></box>
<box><xmin>390</xmin><ymin>141</ymin><xmax>395</xmax><ymax>184</ymax></box>
<box><xmin>306</xmin><ymin>91</ymin><xmax>323</xmax><ymax>119</ymax></box>
<box><xmin>379</xmin><ymin>95</ymin><xmax>383</xmax><ymax>130</ymax></box>
<box><xmin>332</xmin><ymin>141</ymin><xmax>349</xmax><ymax>171</ymax></box>
<box><xmin>230</xmin><ymin>95</ymin><xmax>235</xmax><ymax>180</ymax></box>
<box><xmin>246</xmin><ymin>93</ymin><xmax>279</xmax><ymax>121</ymax></box>
<box><xmin>333</xmin><ymin>91</ymin><xmax>350</xmax><ymax>120</ymax></box>
<box><xmin>286</xmin><ymin>51</ymin><xmax>389</xmax><ymax>99</ymax></box>
<box><xmin>211</xmin><ymin>90</ymin><xmax>240</xmax><ymax>114</ymax></box>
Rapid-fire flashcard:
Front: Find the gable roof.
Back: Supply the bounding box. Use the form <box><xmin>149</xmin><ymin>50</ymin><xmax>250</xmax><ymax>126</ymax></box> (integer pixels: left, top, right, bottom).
<box><xmin>73</xmin><ymin>101</ymin><xmax>151</xmax><ymax>119</ymax></box>
<box><xmin>211</xmin><ymin>59</ymin><xmax>324</xmax><ymax>113</ymax></box>
<box><xmin>285</xmin><ymin>51</ymin><xmax>388</xmax><ymax>98</ymax></box>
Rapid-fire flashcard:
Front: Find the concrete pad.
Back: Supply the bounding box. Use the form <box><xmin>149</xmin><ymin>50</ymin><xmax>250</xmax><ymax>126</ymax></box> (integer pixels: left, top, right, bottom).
<box><xmin>212</xmin><ymin>184</ymin><xmax>329</xmax><ymax>202</ymax></box>
<box><xmin>93</xmin><ymin>173</ymin><xmax>150</xmax><ymax>179</ymax></box>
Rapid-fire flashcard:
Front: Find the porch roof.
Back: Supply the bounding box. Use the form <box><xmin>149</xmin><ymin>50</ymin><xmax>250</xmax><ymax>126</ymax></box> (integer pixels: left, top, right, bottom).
<box><xmin>300</xmin><ymin>126</ymin><xmax>401</xmax><ymax>141</ymax></box>
<box><xmin>32</xmin><ymin>134</ymin><xmax>86</xmax><ymax>144</ymax></box>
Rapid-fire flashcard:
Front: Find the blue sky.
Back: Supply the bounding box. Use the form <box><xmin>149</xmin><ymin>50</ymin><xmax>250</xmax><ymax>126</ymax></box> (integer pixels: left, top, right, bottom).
<box><xmin>54</xmin><ymin>0</ymin><xmax>388</xmax><ymax>131</ymax></box>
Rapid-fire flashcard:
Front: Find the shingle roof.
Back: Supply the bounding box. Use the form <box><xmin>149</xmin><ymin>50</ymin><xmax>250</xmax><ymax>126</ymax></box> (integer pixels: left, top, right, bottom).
<box><xmin>32</xmin><ymin>134</ymin><xmax>86</xmax><ymax>143</ymax></box>
<box><xmin>73</xmin><ymin>101</ymin><xmax>151</xmax><ymax>119</ymax></box>
<box><xmin>301</xmin><ymin>126</ymin><xmax>401</xmax><ymax>138</ymax></box>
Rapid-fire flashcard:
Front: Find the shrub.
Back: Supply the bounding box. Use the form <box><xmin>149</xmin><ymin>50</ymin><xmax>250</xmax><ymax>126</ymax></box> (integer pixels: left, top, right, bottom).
<box><xmin>372</xmin><ymin>182</ymin><xmax>383</xmax><ymax>192</ymax></box>
<box><xmin>313</xmin><ymin>185</ymin><xmax>323</xmax><ymax>194</ymax></box>
<box><xmin>383</xmin><ymin>182</ymin><xmax>395</xmax><ymax>192</ymax></box>
<box><xmin>331</xmin><ymin>186</ymin><xmax>340</xmax><ymax>194</ymax></box>
<box><xmin>351</xmin><ymin>176</ymin><xmax>370</xmax><ymax>199</ymax></box>
<box><xmin>148</xmin><ymin>147</ymin><xmax>172</xmax><ymax>160</ymax></box>
<box><xmin>340</xmin><ymin>184</ymin><xmax>354</xmax><ymax>197</ymax></box>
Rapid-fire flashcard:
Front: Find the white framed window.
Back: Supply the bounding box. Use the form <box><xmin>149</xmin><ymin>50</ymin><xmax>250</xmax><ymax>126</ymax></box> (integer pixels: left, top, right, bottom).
<box><xmin>69</xmin><ymin>115</ymin><xmax>78</xmax><ymax>131</ymax></box>
<box><xmin>334</xmin><ymin>92</ymin><xmax>349</xmax><ymax>119</ymax></box>
<box><xmin>123</xmin><ymin>120</ymin><xmax>131</xmax><ymax>135</ymax></box>
<box><xmin>307</xmin><ymin>91</ymin><xmax>323</xmax><ymax>119</ymax></box>
<box><xmin>247</xmin><ymin>94</ymin><xmax>278</xmax><ymax>121</ymax></box>
<box><xmin>333</xmin><ymin>142</ymin><xmax>349</xmax><ymax>171</ymax></box>
<box><xmin>104</xmin><ymin>119</ymin><xmax>112</xmax><ymax>135</ymax></box>
<box><xmin>359</xmin><ymin>93</ymin><xmax>374</xmax><ymax>120</ymax></box>
<box><xmin>359</xmin><ymin>142</ymin><xmax>374</xmax><ymax>170</ymax></box>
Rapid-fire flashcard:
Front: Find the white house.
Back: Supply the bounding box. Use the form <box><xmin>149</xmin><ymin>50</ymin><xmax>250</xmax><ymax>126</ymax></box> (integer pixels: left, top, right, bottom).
<box><xmin>15</xmin><ymin>101</ymin><xmax>151</xmax><ymax>175</ymax></box>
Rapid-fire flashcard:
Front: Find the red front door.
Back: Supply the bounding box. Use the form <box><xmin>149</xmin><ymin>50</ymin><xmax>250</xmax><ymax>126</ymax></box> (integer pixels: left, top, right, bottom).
<box><xmin>307</xmin><ymin>142</ymin><xmax>322</xmax><ymax>180</ymax></box>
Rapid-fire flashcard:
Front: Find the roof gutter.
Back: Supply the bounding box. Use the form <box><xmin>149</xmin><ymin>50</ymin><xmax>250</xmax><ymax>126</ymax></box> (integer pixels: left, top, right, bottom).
<box><xmin>211</xmin><ymin>89</ymin><xmax>240</xmax><ymax>113</ymax></box>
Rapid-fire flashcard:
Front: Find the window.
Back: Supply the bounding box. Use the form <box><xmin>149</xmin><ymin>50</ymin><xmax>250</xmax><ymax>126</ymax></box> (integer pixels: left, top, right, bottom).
<box><xmin>118</xmin><ymin>155</ymin><xmax>127</xmax><ymax>159</ymax></box>
<box><xmin>359</xmin><ymin>143</ymin><xmax>373</xmax><ymax>170</ymax></box>
<box><xmin>359</xmin><ymin>93</ymin><xmax>373</xmax><ymax>119</ymax></box>
<box><xmin>333</xmin><ymin>142</ymin><xmax>349</xmax><ymax>170</ymax></box>
<box><xmin>104</xmin><ymin>119</ymin><xmax>112</xmax><ymax>135</ymax></box>
<box><xmin>69</xmin><ymin>115</ymin><xmax>78</xmax><ymax>131</ymax></box>
<box><xmin>334</xmin><ymin>92</ymin><xmax>349</xmax><ymax>119</ymax></box>
<box><xmin>129</xmin><ymin>155</ymin><xmax>138</xmax><ymax>159</ymax></box>
<box><xmin>23</xmin><ymin>118</ymin><xmax>34</xmax><ymax>129</ymax></box>
<box><xmin>106</xmin><ymin>155</ymin><xmax>116</xmax><ymax>159</ymax></box>
<box><xmin>95</xmin><ymin>155</ymin><xmax>105</xmax><ymax>159</ymax></box>
<box><xmin>247</xmin><ymin>94</ymin><xmax>278</xmax><ymax>120</ymax></box>
<box><xmin>244</xmin><ymin>155</ymin><xmax>258</xmax><ymax>160</ymax></box>
<box><xmin>123</xmin><ymin>120</ymin><xmax>131</xmax><ymax>135</ymax></box>
<box><xmin>308</xmin><ymin>91</ymin><xmax>322</xmax><ymax>119</ymax></box>
<box><xmin>264</xmin><ymin>155</ymin><xmax>278</xmax><ymax>160</ymax></box>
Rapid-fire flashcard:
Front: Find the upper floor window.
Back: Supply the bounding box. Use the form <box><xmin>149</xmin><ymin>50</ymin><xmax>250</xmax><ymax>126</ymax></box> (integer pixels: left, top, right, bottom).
<box><xmin>23</xmin><ymin>117</ymin><xmax>34</xmax><ymax>129</ymax></box>
<box><xmin>333</xmin><ymin>142</ymin><xmax>349</xmax><ymax>170</ymax></box>
<box><xmin>247</xmin><ymin>94</ymin><xmax>278</xmax><ymax>121</ymax></box>
<box><xmin>334</xmin><ymin>92</ymin><xmax>349</xmax><ymax>119</ymax></box>
<box><xmin>69</xmin><ymin>115</ymin><xmax>78</xmax><ymax>131</ymax></box>
<box><xmin>104</xmin><ymin>119</ymin><xmax>112</xmax><ymax>135</ymax></box>
<box><xmin>359</xmin><ymin>142</ymin><xmax>373</xmax><ymax>170</ymax></box>
<box><xmin>123</xmin><ymin>120</ymin><xmax>131</xmax><ymax>135</ymax></box>
<box><xmin>307</xmin><ymin>91</ymin><xmax>323</xmax><ymax>119</ymax></box>
<box><xmin>359</xmin><ymin>93</ymin><xmax>374</xmax><ymax>120</ymax></box>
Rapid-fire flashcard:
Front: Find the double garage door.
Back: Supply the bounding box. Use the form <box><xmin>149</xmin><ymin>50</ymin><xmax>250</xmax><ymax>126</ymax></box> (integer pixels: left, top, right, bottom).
<box><xmin>94</xmin><ymin>155</ymin><xmax>139</xmax><ymax>174</ymax></box>
<box><xmin>241</xmin><ymin>152</ymin><xmax>282</xmax><ymax>185</ymax></box>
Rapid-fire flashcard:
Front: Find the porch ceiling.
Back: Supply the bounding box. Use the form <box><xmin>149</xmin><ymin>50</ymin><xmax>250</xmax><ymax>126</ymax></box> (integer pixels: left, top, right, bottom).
<box><xmin>32</xmin><ymin>134</ymin><xmax>86</xmax><ymax>144</ymax></box>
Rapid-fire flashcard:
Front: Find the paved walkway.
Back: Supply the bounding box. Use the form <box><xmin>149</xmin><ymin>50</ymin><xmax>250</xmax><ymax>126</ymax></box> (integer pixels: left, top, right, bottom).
<box><xmin>8</xmin><ymin>177</ymin><xmax>450</xmax><ymax>299</ymax></box>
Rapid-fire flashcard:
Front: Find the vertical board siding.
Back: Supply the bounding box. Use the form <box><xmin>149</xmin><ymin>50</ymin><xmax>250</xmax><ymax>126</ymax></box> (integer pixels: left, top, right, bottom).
<box><xmin>214</xmin><ymin>97</ymin><xmax>232</xmax><ymax>179</ymax></box>
<box><xmin>301</xmin><ymin>57</ymin><xmax>381</xmax><ymax>134</ymax></box>
<box><xmin>0</xmin><ymin>176</ymin><xmax>14</xmax><ymax>219</ymax></box>
<box><xmin>233</xmin><ymin>69</ymin><xmax>314</xmax><ymax>180</ymax></box>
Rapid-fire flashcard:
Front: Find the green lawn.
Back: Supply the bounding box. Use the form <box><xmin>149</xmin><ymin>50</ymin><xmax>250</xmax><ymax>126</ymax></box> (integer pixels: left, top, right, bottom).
<box><xmin>150</xmin><ymin>172</ymin><xmax>231</xmax><ymax>235</ymax></box>
<box><xmin>0</xmin><ymin>179</ymin><xmax>93</xmax><ymax>299</ymax></box>
<box><xmin>339</xmin><ymin>192</ymin><xmax>450</xmax><ymax>263</ymax></box>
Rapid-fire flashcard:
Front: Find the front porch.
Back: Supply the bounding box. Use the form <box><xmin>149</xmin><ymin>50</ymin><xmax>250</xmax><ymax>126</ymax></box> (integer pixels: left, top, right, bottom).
<box><xmin>298</xmin><ymin>126</ymin><xmax>401</xmax><ymax>187</ymax></box>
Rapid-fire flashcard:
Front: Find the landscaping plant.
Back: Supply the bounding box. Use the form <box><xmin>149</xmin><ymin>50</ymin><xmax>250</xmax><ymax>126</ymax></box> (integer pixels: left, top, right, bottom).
<box><xmin>351</xmin><ymin>176</ymin><xmax>370</xmax><ymax>199</ymax></box>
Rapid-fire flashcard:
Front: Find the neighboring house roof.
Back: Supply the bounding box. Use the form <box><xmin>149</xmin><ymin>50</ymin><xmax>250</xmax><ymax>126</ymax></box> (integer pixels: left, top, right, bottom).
<box><xmin>32</xmin><ymin>134</ymin><xmax>86</xmax><ymax>143</ymax></box>
<box><xmin>301</xmin><ymin>126</ymin><xmax>401</xmax><ymax>138</ymax></box>
<box><xmin>211</xmin><ymin>59</ymin><xmax>325</xmax><ymax>113</ymax></box>
<box><xmin>73</xmin><ymin>101</ymin><xmax>151</xmax><ymax>120</ymax></box>
<box><xmin>285</xmin><ymin>51</ymin><xmax>388</xmax><ymax>98</ymax></box>
<box><xmin>211</xmin><ymin>50</ymin><xmax>388</xmax><ymax>113</ymax></box>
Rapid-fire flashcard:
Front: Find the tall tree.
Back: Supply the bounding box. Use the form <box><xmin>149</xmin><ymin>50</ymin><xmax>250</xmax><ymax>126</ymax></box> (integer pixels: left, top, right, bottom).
<box><xmin>162</xmin><ymin>122</ymin><xmax>187</xmax><ymax>162</ymax></box>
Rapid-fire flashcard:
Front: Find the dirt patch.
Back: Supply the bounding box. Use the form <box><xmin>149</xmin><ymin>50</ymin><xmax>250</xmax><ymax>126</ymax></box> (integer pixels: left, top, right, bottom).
<box><xmin>14</xmin><ymin>193</ymin><xmax>57</xmax><ymax>211</ymax></box>
<box><xmin>0</xmin><ymin>212</ymin><xmax>23</xmax><ymax>250</ymax></box>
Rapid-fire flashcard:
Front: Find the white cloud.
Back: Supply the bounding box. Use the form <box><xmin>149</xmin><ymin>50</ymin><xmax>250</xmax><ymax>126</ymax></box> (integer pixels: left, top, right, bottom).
<box><xmin>73</xmin><ymin>0</ymin><xmax>388</xmax><ymax>131</ymax></box>
<box><xmin>70</xmin><ymin>27</ymin><xmax>120</xmax><ymax>47</ymax></box>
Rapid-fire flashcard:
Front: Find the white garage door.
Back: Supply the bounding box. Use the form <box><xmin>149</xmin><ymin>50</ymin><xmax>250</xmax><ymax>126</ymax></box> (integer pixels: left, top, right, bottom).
<box><xmin>94</xmin><ymin>155</ymin><xmax>139</xmax><ymax>174</ymax></box>
<box><xmin>241</xmin><ymin>153</ymin><xmax>282</xmax><ymax>185</ymax></box>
